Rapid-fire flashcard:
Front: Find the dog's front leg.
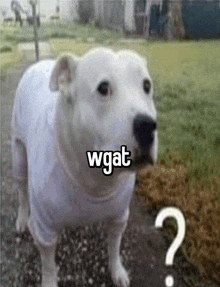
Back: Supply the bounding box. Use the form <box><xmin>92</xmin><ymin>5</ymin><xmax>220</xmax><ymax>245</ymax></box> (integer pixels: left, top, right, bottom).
<box><xmin>105</xmin><ymin>209</ymin><xmax>130</xmax><ymax>287</ymax></box>
<box><xmin>35</xmin><ymin>239</ymin><xmax>58</xmax><ymax>287</ymax></box>
<box><xmin>14</xmin><ymin>177</ymin><xmax>29</xmax><ymax>233</ymax></box>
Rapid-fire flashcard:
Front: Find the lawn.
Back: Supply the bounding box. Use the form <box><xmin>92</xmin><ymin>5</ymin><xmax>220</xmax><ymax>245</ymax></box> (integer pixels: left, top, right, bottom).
<box><xmin>0</xmin><ymin>25</ymin><xmax>22</xmax><ymax>73</ymax></box>
<box><xmin>1</xmin><ymin>20</ymin><xmax>123</xmax><ymax>45</ymax></box>
<box><xmin>1</xmin><ymin>21</ymin><xmax>220</xmax><ymax>286</ymax></box>
<box><xmin>0</xmin><ymin>20</ymin><xmax>121</xmax><ymax>72</ymax></box>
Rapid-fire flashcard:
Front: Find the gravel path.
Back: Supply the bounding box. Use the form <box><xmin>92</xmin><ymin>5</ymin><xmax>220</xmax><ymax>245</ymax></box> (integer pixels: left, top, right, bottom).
<box><xmin>1</xmin><ymin>45</ymin><xmax>188</xmax><ymax>287</ymax></box>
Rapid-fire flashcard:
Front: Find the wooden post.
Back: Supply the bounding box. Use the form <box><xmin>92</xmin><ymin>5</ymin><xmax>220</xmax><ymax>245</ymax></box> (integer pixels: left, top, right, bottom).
<box><xmin>30</xmin><ymin>0</ymin><xmax>39</xmax><ymax>61</ymax></box>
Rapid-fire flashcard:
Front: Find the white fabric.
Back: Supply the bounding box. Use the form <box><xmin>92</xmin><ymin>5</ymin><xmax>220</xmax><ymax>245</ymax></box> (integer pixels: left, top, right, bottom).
<box><xmin>12</xmin><ymin>60</ymin><xmax>135</xmax><ymax>246</ymax></box>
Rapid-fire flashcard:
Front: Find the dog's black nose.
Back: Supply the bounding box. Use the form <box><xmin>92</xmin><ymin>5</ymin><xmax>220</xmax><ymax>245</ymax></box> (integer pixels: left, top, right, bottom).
<box><xmin>133</xmin><ymin>114</ymin><xmax>157</xmax><ymax>150</ymax></box>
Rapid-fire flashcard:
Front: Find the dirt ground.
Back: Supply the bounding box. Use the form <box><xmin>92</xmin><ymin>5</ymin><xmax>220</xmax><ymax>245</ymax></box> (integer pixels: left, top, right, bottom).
<box><xmin>1</xmin><ymin>59</ymin><xmax>190</xmax><ymax>287</ymax></box>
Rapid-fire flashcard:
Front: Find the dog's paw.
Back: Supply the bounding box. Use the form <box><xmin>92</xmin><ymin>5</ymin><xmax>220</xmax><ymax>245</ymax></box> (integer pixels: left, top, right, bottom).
<box><xmin>42</xmin><ymin>277</ymin><xmax>58</xmax><ymax>287</ymax></box>
<box><xmin>16</xmin><ymin>208</ymin><xmax>28</xmax><ymax>233</ymax></box>
<box><xmin>111</xmin><ymin>262</ymin><xmax>130</xmax><ymax>287</ymax></box>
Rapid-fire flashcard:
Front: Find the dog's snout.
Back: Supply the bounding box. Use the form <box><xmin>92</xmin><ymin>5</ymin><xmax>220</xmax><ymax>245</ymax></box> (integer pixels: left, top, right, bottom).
<box><xmin>133</xmin><ymin>114</ymin><xmax>157</xmax><ymax>149</ymax></box>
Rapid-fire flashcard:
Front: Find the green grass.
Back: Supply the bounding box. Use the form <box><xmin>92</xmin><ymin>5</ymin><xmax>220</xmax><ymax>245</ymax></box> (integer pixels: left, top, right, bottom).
<box><xmin>0</xmin><ymin>21</ymin><xmax>122</xmax><ymax>72</ymax></box>
<box><xmin>144</xmin><ymin>41</ymin><xmax>220</xmax><ymax>198</ymax></box>
<box><xmin>0</xmin><ymin>25</ymin><xmax>22</xmax><ymax>72</ymax></box>
<box><xmin>1</xmin><ymin>21</ymin><xmax>123</xmax><ymax>44</ymax></box>
<box><xmin>0</xmin><ymin>47</ymin><xmax>22</xmax><ymax>74</ymax></box>
<box><xmin>0</xmin><ymin>43</ymin><xmax>13</xmax><ymax>53</ymax></box>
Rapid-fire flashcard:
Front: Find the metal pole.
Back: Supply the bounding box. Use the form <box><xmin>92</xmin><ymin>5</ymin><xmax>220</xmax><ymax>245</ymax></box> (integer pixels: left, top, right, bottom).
<box><xmin>31</xmin><ymin>2</ymin><xmax>39</xmax><ymax>61</ymax></box>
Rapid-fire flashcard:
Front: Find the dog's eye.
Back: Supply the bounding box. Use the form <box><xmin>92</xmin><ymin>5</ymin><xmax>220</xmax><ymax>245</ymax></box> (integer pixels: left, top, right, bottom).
<box><xmin>143</xmin><ymin>79</ymin><xmax>151</xmax><ymax>94</ymax></box>
<box><xmin>97</xmin><ymin>81</ymin><xmax>110</xmax><ymax>96</ymax></box>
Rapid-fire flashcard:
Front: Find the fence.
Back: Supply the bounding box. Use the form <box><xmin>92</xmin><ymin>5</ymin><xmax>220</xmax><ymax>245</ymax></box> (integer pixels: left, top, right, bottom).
<box><xmin>76</xmin><ymin>0</ymin><xmax>220</xmax><ymax>40</ymax></box>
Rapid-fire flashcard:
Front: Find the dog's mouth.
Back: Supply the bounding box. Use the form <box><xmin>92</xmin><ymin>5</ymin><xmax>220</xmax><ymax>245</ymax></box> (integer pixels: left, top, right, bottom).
<box><xmin>132</xmin><ymin>148</ymin><xmax>154</xmax><ymax>168</ymax></box>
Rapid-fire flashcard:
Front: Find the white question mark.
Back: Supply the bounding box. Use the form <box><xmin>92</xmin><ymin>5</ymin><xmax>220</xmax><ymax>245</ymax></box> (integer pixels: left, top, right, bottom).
<box><xmin>155</xmin><ymin>207</ymin><xmax>186</xmax><ymax>287</ymax></box>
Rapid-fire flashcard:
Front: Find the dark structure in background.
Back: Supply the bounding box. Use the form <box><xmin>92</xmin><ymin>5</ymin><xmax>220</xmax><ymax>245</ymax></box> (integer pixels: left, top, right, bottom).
<box><xmin>135</xmin><ymin>0</ymin><xmax>170</xmax><ymax>38</ymax></box>
<box><xmin>182</xmin><ymin>0</ymin><xmax>220</xmax><ymax>40</ymax></box>
<box><xmin>134</xmin><ymin>0</ymin><xmax>220</xmax><ymax>40</ymax></box>
<box><xmin>75</xmin><ymin>0</ymin><xmax>220</xmax><ymax>40</ymax></box>
<box><xmin>78</xmin><ymin>0</ymin><xmax>94</xmax><ymax>24</ymax></box>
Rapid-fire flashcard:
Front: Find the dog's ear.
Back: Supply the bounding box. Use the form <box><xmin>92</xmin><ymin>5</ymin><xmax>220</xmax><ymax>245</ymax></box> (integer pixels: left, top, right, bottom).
<box><xmin>49</xmin><ymin>53</ymin><xmax>79</xmax><ymax>92</ymax></box>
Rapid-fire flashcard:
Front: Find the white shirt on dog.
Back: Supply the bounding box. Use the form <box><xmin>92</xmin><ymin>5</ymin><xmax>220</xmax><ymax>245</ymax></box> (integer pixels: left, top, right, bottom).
<box><xmin>12</xmin><ymin>60</ymin><xmax>135</xmax><ymax>246</ymax></box>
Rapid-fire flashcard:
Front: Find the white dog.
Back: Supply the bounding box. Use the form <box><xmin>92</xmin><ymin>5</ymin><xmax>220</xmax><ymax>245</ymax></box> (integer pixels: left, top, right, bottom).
<box><xmin>11</xmin><ymin>48</ymin><xmax>158</xmax><ymax>287</ymax></box>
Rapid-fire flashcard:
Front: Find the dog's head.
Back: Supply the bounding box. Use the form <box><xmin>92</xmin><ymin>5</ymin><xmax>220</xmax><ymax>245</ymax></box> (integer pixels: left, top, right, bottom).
<box><xmin>50</xmin><ymin>48</ymin><xmax>158</xmax><ymax>172</ymax></box>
